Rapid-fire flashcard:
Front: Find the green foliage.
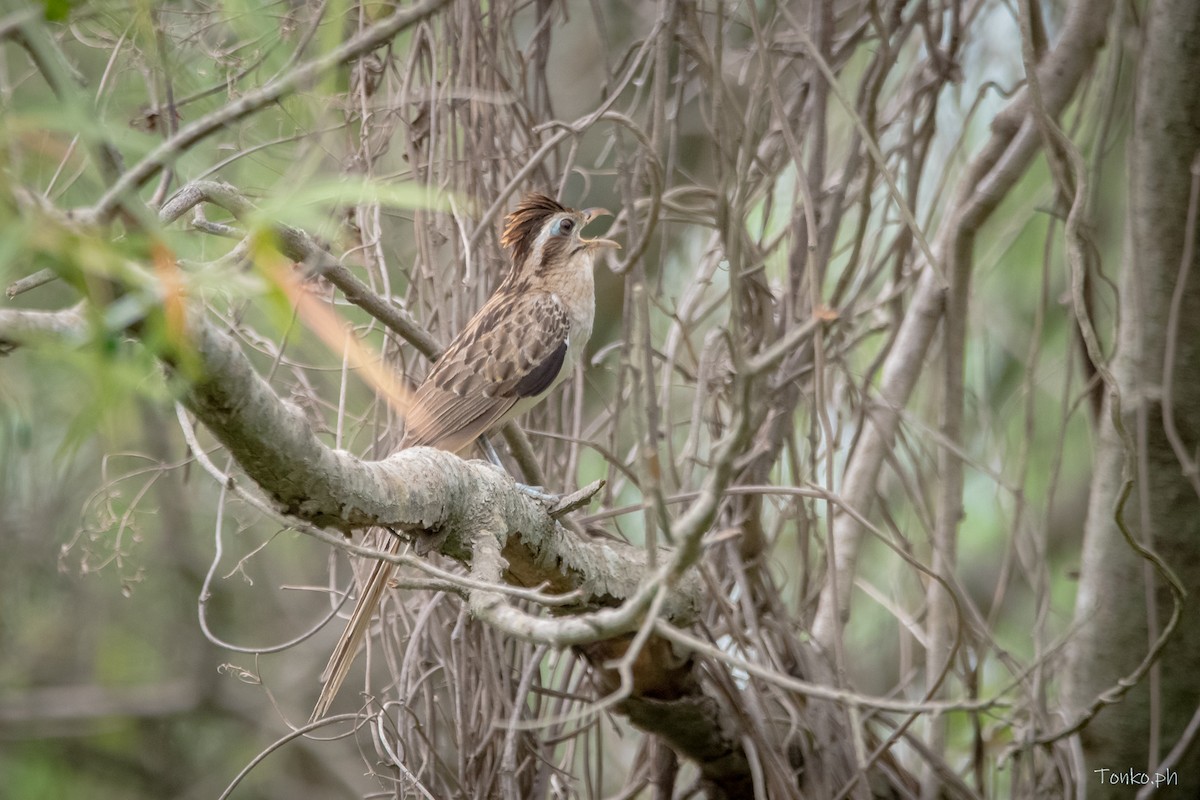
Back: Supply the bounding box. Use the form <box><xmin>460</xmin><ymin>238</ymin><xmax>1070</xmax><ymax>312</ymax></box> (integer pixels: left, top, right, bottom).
<box><xmin>41</xmin><ymin>0</ymin><xmax>74</xmax><ymax>23</ymax></box>
<box><xmin>250</xmin><ymin>179</ymin><xmax>453</xmax><ymax>233</ymax></box>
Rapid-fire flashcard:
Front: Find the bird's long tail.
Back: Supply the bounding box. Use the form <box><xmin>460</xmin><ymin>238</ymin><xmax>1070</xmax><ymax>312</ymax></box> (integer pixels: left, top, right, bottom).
<box><xmin>310</xmin><ymin>532</ymin><xmax>402</xmax><ymax>721</ymax></box>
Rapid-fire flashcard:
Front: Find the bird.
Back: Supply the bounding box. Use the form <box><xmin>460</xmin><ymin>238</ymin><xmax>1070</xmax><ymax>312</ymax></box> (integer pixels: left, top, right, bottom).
<box><xmin>311</xmin><ymin>192</ymin><xmax>619</xmax><ymax>720</ymax></box>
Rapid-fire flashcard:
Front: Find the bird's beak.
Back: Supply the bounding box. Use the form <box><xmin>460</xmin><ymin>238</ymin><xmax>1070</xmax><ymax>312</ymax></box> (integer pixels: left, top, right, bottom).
<box><xmin>581</xmin><ymin>207</ymin><xmax>621</xmax><ymax>250</ymax></box>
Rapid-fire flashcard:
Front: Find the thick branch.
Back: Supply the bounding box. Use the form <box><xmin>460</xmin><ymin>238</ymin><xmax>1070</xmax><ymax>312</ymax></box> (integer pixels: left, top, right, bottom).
<box><xmin>3</xmin><ymin>304</ymin><xmax>753</xmax><ymax>788</ymax></box>
<box><xmin>0</xmin><ymin>307</ymin><xmax>84</xmax><ymax>351</ymax></box>
<box><xmin>1063</xmin><ymin>0</ymin><xmax>1200</xmax><ymax>791</ymax></box>
<box><xmin>0</xmin><ymin>306</ymin><xmax>703</xmax><ymax>629</ymax></box>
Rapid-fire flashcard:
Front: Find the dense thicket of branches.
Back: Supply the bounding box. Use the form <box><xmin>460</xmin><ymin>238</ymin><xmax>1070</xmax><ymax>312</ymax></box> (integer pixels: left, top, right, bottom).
<box><xmin>3</xmin><ymin>1</ymin><xmax>1199</xmax><ymax>798</ymax></box>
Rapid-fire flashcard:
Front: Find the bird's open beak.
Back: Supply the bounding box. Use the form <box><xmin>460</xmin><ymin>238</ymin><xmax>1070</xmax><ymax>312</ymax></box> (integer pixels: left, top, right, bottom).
<box><xmin>581</xmin><ymin>207</ymin><xmax>621</xmax><ymax>249</ymax></box>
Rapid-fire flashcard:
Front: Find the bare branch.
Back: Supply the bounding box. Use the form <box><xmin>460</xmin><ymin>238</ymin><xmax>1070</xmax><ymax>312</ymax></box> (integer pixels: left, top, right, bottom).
<box><xmin>812</xmin><ymin>0</ymin><xmax>1119</xmax><ymax>646</ymax></box>
<box><xmin>86</xmin><ymin>0</ymin><xmax>452</xmax><ymax>224</ymax></box>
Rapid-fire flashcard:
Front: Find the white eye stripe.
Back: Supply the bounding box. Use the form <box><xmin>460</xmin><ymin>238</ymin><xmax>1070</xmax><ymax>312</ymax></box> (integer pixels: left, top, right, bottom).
<box><xmin>528</xmin><ymin>214</ymin><xmax>573</xmax><ymax>266</ymax></box>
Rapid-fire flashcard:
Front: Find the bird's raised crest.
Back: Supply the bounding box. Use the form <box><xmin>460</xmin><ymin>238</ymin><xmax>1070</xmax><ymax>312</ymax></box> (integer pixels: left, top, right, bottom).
<box><xmin>500</xmin><ymin>193</ymin><xmax>568</xmax><ymax>268</ymax></box>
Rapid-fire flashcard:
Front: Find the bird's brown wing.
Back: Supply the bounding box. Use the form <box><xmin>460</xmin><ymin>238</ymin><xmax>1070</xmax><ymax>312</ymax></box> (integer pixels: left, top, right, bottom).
<box><xmin>401</xmin><ymin>288</ymin><xmax>571</xmax><ymax>452</ymax></box>
<box><xmin>311</xmin><ymin>289</ymin><xmax>572</xmax><ymax>721</ymax></box>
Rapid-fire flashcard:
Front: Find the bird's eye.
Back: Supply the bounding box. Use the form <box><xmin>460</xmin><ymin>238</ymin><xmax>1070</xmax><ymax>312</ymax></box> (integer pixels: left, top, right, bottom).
<box><xmin>551</xmin><ymin>217</ymin><xmax>574</xmax><ymax>236</ymax></box>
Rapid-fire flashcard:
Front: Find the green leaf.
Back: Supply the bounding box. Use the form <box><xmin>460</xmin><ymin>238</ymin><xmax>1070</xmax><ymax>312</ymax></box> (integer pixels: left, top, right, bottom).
<box><xmin>249</xmin><ymin>179</ymin><xmax>457</xmax><ymax>232</ymax></box>
<box><xmin>41</xmin><ymin>0</ymin><xmax>73</xmax><ymax>23</ymax></box>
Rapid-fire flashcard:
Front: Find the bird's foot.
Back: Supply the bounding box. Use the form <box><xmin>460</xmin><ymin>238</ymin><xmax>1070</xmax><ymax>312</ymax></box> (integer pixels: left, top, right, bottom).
<box><xmin>517</xmin><ymin>479</ymin><xmax>607</xmax><ymax>519</ymax></box>
<box><xmin>516</xmin><ymin>483</ymin><xmax>560</xmax><ymax>505</ymax></box>
<box><xmin>479</xmin><ymin>434</ymin><xmax>505</xmax><ymax>468</ymax></box>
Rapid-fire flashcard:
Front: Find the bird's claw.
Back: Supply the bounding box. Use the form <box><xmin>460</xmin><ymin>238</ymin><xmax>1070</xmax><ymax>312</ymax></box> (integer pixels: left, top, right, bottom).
<box><xmin>516</xmin><ymin>483</ymin><xmax>560</xmax><ymax>505</ymax></box>
<box><xmin>520</xmin><ymin>479</ymin><xmax>606</xmax><ymax>519</ymax></box>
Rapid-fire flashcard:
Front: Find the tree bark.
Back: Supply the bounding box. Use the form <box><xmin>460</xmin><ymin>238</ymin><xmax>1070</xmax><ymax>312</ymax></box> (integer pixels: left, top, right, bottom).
<box><xmin>1065</xmin><ymin>1</ymin><xmax>1200</xmax><ymax>795</ymax></box>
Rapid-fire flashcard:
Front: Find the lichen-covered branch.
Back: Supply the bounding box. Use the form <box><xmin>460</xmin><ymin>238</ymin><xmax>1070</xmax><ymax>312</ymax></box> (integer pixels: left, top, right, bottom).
<box><xmin>0</xmin><ymin>305</ymin><xmax>702</xmax><ymax>629</ymax></box>
<box><xmin>1</xmin><ymin>297</ymin><xmax>755</xmax><ymax>789</ymax></box>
